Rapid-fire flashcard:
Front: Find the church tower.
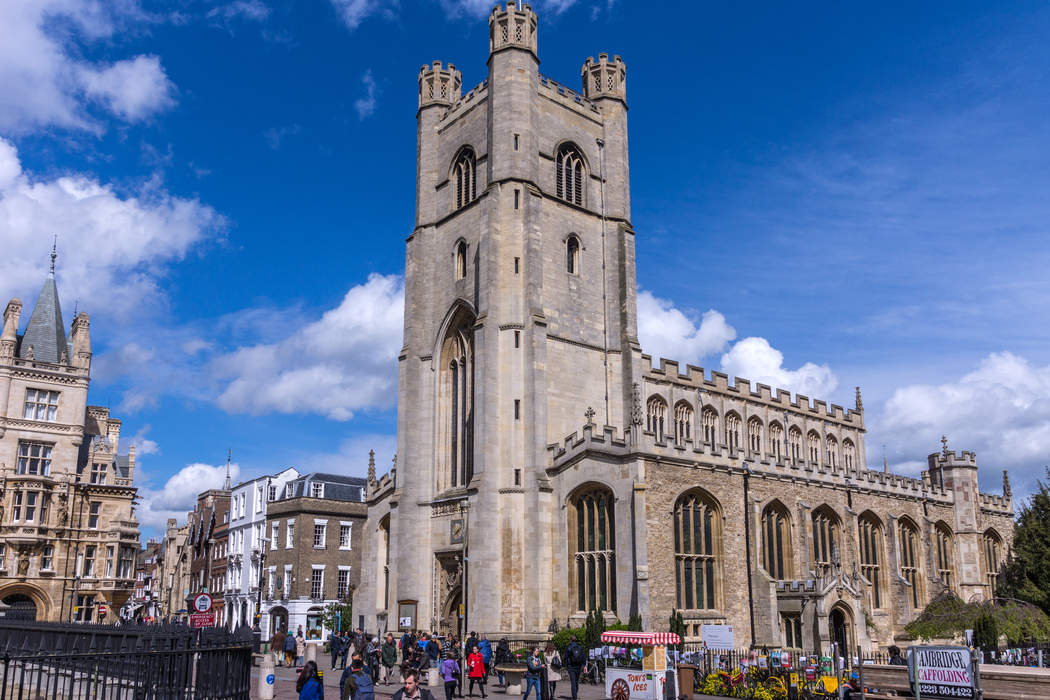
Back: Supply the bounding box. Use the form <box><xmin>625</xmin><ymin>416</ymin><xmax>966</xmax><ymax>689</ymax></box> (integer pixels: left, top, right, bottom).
<box><xmin>365</xmin><ymin>2</ymin><xmax>638</xmax><ymax>636</ymax></box>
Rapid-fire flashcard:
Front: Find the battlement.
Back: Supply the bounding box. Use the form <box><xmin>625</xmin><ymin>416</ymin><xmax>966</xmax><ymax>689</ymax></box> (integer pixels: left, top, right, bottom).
<box><xmin>538</xmin><ymin>75</ymin><xmax>601</xmax><ymax>117</ymax></box>
<box><xmin>581</xmin><ymin>53</ymin><xmax>626</xmax><ymax>102</ymax></box>
<box><xmin>489</xmin><ymin>2</ymin><xmax>538</xmax><ymax>57</ymax></box>
<box><xmin>979</xmin><ymin>491</ymin><xmax>1012</xmax><ymax>513</ymax></box>
<box><xmin>418</xmin><ymin>60</ymin><xmax>462</xmax><ymax>109</ymax></box>
<box><xmin>640</xmin><ymin>354</ymin><xmax>863</xmax><ymax>426</ymax></box>
<box><xmin>438</xmin><ymin>79</ymin><xmax>489</xmax><ymax>125</ymax></box>
<box><xmin>927</xmin><ymin>449</ymin><xmax>978</xmax><ymax>469</ymax></box>
<box><xmin>368</xmin><ymin>468</ymin><xmax>397</xmax><ymax>501</ymax></box>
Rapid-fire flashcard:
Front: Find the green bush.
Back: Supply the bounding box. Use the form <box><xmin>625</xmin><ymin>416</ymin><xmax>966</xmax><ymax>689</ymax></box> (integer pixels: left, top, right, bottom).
<box><xmin>551</xmin><ymin>627</ymin><xmax>587</xmax><ymax>652</ymax></box>
<box><xmin>905</xmin><ymin>593</ymin><xmax>1050</xmax><ymax>646</ymax></box>
<box><xmin>973</xmin><ymin>614</ymin><xmax>999</xmax><ymax>651</ymax></box>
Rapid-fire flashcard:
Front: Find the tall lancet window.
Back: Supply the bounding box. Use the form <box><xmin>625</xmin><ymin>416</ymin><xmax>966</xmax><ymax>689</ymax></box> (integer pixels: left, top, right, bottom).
<box><xmin>439</xmin><ymin>311</ymin><xmax>475</xmax><ymax>491</ymax></box>
<box><xmin>556</xmin><ymin>143</ymin><xmax>584</xmax><ymax>206</ymax></box>
<box><xmin>453</xmin><ymin>147</ymin><xmax>477</xmax><ymax>210</ymax></box>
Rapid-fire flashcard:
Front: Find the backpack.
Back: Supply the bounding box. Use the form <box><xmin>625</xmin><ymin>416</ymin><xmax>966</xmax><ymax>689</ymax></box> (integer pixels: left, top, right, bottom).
<box><xmin>567</xmin><ymin>644</ymin><xmax>585</xmax><ymax>668</ymax></box>
<box><xmin>353</xmin><ymin>671</ymin><xmax>374</xmax><ymax>700</ymax></box>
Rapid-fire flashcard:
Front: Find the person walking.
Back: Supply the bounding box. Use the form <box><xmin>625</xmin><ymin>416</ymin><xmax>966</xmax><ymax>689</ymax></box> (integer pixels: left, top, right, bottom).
<box><xmin>331</xmin><ymin>630</ymin><xmax>345</xmax><ymax>670</ymax></box>
<box><xmin>382</xmin><ymin>633</ymin><xmax>400</xmax><ymax>685</ymax></box>
<box><xmin>342</xmin><ymin>658</ymin><xmax>375</xmax><ymax>700</ymax></box>
<box><xmin>440</xmin><ymin>651</ymin><xmax>461</xmax><ymax>700</ymax></box>
<box><xmin>466</xmin><ymin>645</ymin><xmax>487</xmax><ymax>698</ymax></box>
<box><xmin>494</xmin><ymin>638</ymin><xmax>512</xmax><ymax>687</ymax></box>
<box><xmin>297</xmin><ymin>660</ymin><xmax>324</xmax><ymax>700</ymax></box>
<box><xmin>296</xmin><ymin>630</ymin><xmax>307</xmax><ymax>668</ymax></box>
<box><xmin>271</xmin><ymin>628</ymin><xmax>287</xmax><ymax>667</ymax></box>
<box><xmin>545</xmin><ymin>643</ymin><xmax>562</xmax><ymax>700</ymax></box>
<box><xmin>522</xmin><ymin>647</ymin><xmax>544</xmax><ymax>700</ymax></box>
<box><xmin>564</xmin><ymin>638</ymin><xmax>586</xmax><ymax>700</ymax></box>
<box><xmin>478</xmin><ymin>636</ymin><xmax>492</xmax><ymax>679</ymax></box>
<box><xmin>284</xmin><ymin>630</ymin><xmax>298</xmax><ymax>668</ymax></box>
<box><xmin>392</xmin><ymin>670</ymin><xmax>436</xmax><ymax>700</ymax></box>
<box><xmin>341</xmin><ymin>631</ymin><xmax>352</xmax><ymax>669</ymax></box>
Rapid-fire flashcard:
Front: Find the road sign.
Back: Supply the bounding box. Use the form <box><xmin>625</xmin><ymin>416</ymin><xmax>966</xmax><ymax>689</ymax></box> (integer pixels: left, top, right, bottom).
<box><xmin>909</xmin><ymin>646</ymin><xmax>976</xmax><ymax>700</ymax></box>
<box><xmin>98</xmin><ymin>604</ymin><xmax>107</xmax><ymax>617</ymax></box>
<box><xmin>190</xmin><ymin>612</ymin><xmax>216</xmax><ymax>628</ymax></box>
<box><xmin>193</xmin><ymin>593</ymin><xmax>213</xmax><ymax>614</ymax></box>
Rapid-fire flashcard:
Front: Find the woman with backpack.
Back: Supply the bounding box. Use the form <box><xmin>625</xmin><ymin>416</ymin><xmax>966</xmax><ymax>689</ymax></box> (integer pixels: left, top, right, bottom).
<box><xmin>545</xmin><ymin>642</ymin><xmax>562</xmax><ymax>699</ymax></box>
<box><xmin>297</xmin><ymin>660</ymin><xmax>324</xmax><ymax>700</ymax></box>
<box><xmin>440</xmin><ymin>650</ymin><xmax>461</xmax><ymax>700</ymax></box>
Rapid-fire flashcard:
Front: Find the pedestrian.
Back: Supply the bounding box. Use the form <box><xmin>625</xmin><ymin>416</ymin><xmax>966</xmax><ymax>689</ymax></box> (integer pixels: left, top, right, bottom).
<box><xmin>440</xmin><ymin>651</ymin><xmax>461</xmax><ymax>700</ymax></box>
<box><xmin>466</xmin><ymin>644</ymin><xmax>486</xmax><ymax>698</ymax></box>
<box><xmin>888</xmin><ymin>645</ymin><xmax>906</xmax><ymax>666</ymax></box>
<box><xmin>426</xmin><ymin>635</ymin><xmax>441</xmax><ymax>665</ymax></box>
<box><xmin>342</xmin><ymin>658</ymin><xmax>375</xmax><ymax>700</ymax></box>
<box><xmin>297</xmin><ymin>660</ymin><xmax>324</xmax><ymax>700</ymax></box>
<box><xmin>564</xmin><ymin>637</ymin><xmax>585</xmax><ymax>700</ymax></box>
<box><xmin>465</xmin><ymin>632</ymin><xmax>479</xmax><ymax>657</ymax></box>
<box><xmin>366</xmin><ymin>637</ymin><xmax>382</xmax><ymax>683</ymax></box>
<box><xmin>297</xmin><ymin>630</ymin><xmax>307</xmax><ymax>668</ymax></box>
<box><xmin>284</xmin><ymin>630</ymin><xmax>298</xmax><ymax>668</ymax></box>
<box><xmin>494</xmin><ymin>638</ymin><xmax>512</xmax><ymax>687</ymax></box>
<box><xmin>522</xmin><ymin>647</ymin><xmax>544</xmax><ymax>700</ymax></box>
<box><xmin>383</xmin><ymin>633</ymin><xmax>400</xmax><ymax>685</ymax></box>
<box><xmin>478</xmin><ymin>636</ymin><xmax>492</xmax><ymax>679</ymax></box>
<box><xmin>545</xmin><ymin>643</ymin><xmax>562</xmax><ymax>699</ymax></box>
<box><xmin>392</xmin><ymin>669</ymin><xmax>436</xmax><ymax>700</ymax></box>
<box><xmin>331</xmin><ymin>630</ymin><xmax>345</xmax><ymax>669</ymax></box>
<box><xmin>272</xmin><ymin>628</ymin><xmax>287</xmax><ymax>667</ymax></box>
<box><xmin>341</xmin><ymin>631</ymin><xmax>352</xmax><ymax>669</ymax></box>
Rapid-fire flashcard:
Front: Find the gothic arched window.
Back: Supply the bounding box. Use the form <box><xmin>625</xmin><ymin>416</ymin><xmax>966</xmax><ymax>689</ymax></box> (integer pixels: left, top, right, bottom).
<box><xmin>858</xmin><ymin>512</ymin><xmax>884</xmax><ymax>608</ymax></box>
<box><xmin>673</xmin><ymin>401</ymin><xmax>693</xmax><ymax>445</ymax></box>
<box><xmin>701</xmin><ymin>407</ymin><xmax>717</xmax><ymax>446</ymax></box>
<box><xmin>982</xmin><ymin>529</ymin><xmax>1003</xmax><ymax>594</ymax></box>
<box><xmin>566</xmin><ymin>235</ymin><xmax>580</xmax><ymax>275</ymax></box>
<box><xmin>747</xmin><ymin>417</ymin><xmax>762</xmax><ymax>453</ymax></box>
<box><xmin>455</xmin><ymin>241</ymin><xmax>467</xmax><ymax>280</ymax></box>
<box><xmin>898</xmin><ymin>517</ymin><xmax>922</xmax><ymax>608</ymax></box>
<box><xmin>843</xmin><ymin>438</ymin><xmax>856</xmax><ymax>469</ymax></box>
<box><xmin>674</xmin><ymin>490</ymin><xmax>721</xmax><ymax>610</ymax></box>
<box><xmin>569</xmin><ymin>486</ymin><xmax>616</xmax><ymax>612</ymax></box>
<box><xmin>807</xmin><ymin>431</ymin><xmax>821</xmax><ymax>463</ymax></box>
<box><xmin>556</xmin><ymin>143</ymin><xmax>584</xmax><ymax>206</ymax></box>
<box><xmin>725</xmin><ymin>413</ymin><xmax>741</xmax><ymax>452</ymax></box>
<box><xmin>768</xmin><ymin>422</ymin><xmax>783</xmax><ymax>461</ymax></box>
<box><xmin>788</xmin><ymin>427</ymin><xmax>802</xmax><ymax>464</ymax></box>
<box><xmin>439</xmin><ymin>311</ymin><xmax>474</xmax><ymax>491</ymax></box>
<box><xmin>646</xmin><ymin>397</ymin><xmax>667</xmax><ymax>441</ymax></box>
<box><xmin>935</xmin><ymin>522</ymin><xmax>954</xmax><ymax>590</ymax></box>
<box><xmin>826</xmin><ymin>435</ymin><xmax>838</xmax><ymax>468</ymax></box>
<box><xmin>761</xmin><ymin>501</ymin><xmax>792</xmax><ymax>580</ymax></box>
<box><xmin>811</xmin><ymin>506</ymin><xmax>840</xmax><ymax>577</ymax></box>
<box><xmin>453</xmin><ymin>147</ymin><xmax>477</xmax><ymax>210</ymax></box>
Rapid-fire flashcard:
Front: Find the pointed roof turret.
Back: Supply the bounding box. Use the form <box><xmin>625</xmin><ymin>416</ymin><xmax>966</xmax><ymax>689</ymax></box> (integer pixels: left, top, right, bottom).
<box><xmin>19</xmin><ymin>241</ymin><xmax>69</xmax><ymax>364</ymax></box>
<box><xmin>224</xmin><ymin>450</ymin><xmax>232</xmax><ymax>491</ymax></box>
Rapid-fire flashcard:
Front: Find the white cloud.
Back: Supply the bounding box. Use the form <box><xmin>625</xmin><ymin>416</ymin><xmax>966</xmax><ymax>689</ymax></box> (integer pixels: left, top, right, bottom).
<box><xmin>0</xmin><ymin>137</ymin><xmax>224</xmax><ymax>319</ymax></box>
<box><xmin>720</xmin><ymin>337</ymin><xmax>838</xmax><ymax>399</ymax></box>
<box><xmin>128</xmin><ymin>424</ymin><xmax>160</xmax><ymax>455</ymax></box>
<box><xmin>354</xmin><ymin>70</ymin><xmax>378</xmax><ymax>121</ymax></box>
<box><xmin>213</xmin><ymin>274</ymin><xmax>405</xmax><ymax>420</ymax></box>
<box><xmin>637</xmin><ymin>290</ymin><xmax>736</xmax><ymax>365</ymax></box>
<box><xmin>0</xmin><ymin>0</ymin><xmax>175</xmax><ymax>133</ymax></box>
<box><xmin>877</xmin><ymin>353</ymin><xmax>1050</xmax><ymax>491</ymax></box>
<box><xmin>207</xmin><ymin>0</ymin><xmax>271</xmax><ymax>23</ymax></box>
<box><xmin>137</xmin><ymin>461</ymin><xmax>239</xmax><ymax>531</ymax></box>
<box><xmin>328</xmin><ymin>0</ymin><xmax>398</xmax><ymax>30</ymax></box>
<box><xmin>438</xmin><ymin>0</ymin><xmax>593</xmax><ymax>19</ymax></box>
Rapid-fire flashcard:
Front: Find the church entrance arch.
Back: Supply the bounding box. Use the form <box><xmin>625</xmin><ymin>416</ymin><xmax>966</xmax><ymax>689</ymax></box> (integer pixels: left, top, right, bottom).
<box><xmin>2</xmin><ymin>594</ymin><xmax>37</xmax><ymax>621</ymax></box>
<box><xmin>441</xmin><ymin>587</ymin><xmax>463</xmax><ymax>638</ymax></box>
<box><xmin>829</xmin><ymin>604</ymin><xmax>853</xmax><ymax>655</ymax></box>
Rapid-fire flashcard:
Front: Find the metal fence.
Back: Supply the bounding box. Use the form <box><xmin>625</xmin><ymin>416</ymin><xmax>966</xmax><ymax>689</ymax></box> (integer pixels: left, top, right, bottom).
<box><xmin>0</xmin><ymin>620</ymin><xmax>253</xmax><ymax>700</ymax></box>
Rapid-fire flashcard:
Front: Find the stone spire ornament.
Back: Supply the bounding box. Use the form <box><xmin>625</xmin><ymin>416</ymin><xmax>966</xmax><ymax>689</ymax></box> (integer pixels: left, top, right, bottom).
<box><xmin>855</xmin><ymin>386</ymin><xmax>863</xmax><ymax>412</ymax></box>
<box><xmin>1003</xmin><ymin>470</ymin><xmax>1012</xmax><ymax>498</ymax></box>
<box><xmin>367</xmin><ymin>449</ymin><xmax>376</xmax><ymax>484</ymax></box>
<box><xmin>49</xmin><ymin>236</ymin><xmax>57</xmax><ymax>277</ymax></box>
<box><xmin>223</xmin><ymin>449</ymin><xmax>232</xmax><ymax>491</ymax></box>
<box><xmin>941</xmin><ymin>435</ymin><xmax>949</xmax><ymax>456</ymax></box>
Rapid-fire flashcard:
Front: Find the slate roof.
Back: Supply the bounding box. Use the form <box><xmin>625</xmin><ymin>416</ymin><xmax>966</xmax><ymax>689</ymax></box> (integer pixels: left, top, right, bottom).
<box><xmin>283</xmin><ymin>472</ymin><xmax>367</xmax><ymax>503</ymax></box>
<box><xmin>17</xmin><ymin>275</ymin><xmax>69</xmax><ymax>364</ymax></box>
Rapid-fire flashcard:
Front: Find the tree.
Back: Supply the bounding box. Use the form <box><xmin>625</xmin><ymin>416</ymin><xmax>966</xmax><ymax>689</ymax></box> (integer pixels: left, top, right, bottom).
<box><xmin>627</xmin><ymin>614</ymin><xmax>643</xmax><ymax>632</ymax></box>
<box><xmin>320</xmin><ymin>601</ymin><xmax>354</xmax><ymax>634</ymax></box>
<box><xmin>973</xmin><ymin>613</ymin><xmax>999</xmax><ymax>652</ymax></box>
<box><xmin>584</xmin><ymin>609</ymin><xmax>607</xmax><ymax>650</ymax></box>
<box><xmin>905</xmin><ymin>592</ymin><xmax>1050</xmax><ymax>645</ymax></box>
<box><xmin>668</xmin><ymin>609</ymin><xmax>686</xmax><ymax>653</ymax></box>
<box><xmin>999</xmin><ymin>468</ymin><xmax>1050</xmax><ymax>616</ymax></box>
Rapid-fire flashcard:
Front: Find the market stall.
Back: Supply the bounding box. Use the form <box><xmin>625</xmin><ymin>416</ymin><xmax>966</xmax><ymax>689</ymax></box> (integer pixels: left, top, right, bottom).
<box><xmin>600</xmin><ymin>631</ymin><xmax>680</xmax><ymax>700</ymax></box>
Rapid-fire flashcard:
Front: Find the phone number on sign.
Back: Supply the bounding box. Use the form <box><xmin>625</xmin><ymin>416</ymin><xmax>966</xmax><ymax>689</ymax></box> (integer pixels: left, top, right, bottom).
<box><xmin>918</xmin><ymin>684</ymin><xmax>974</xmax><ymax>698</ymax></box>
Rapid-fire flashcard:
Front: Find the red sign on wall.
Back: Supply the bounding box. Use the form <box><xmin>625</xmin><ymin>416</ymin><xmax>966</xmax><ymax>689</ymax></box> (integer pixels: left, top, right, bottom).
<box><xmin>190</xmin><ymin>612</ymin><xmax>216</xmax><ymax>628</ymax></box>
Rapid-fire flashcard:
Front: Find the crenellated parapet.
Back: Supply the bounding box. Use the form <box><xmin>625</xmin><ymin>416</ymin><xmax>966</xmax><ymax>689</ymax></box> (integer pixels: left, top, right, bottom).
<box><xmin>437</xmin><ymin>79</ymin><xmax>489</xmax><ymax>126</ymax></box>
<box><xmin>418</xmin><ymin>60</ymin><xmax>462</xmax><ymax>110</ymax></box>
<box><xmin>489</xmin><ymin>2</ymin><xmax>538</xmax><ymax>57</ymax></box>
<box><xmin>538</xmin><ymin>74</ymin><xmax>601</xmax><ymax>118</ymax></box>
<box><xmin>581</xmin><ymin>53</ymin><xmax>626</xmax><ymax>103</ymax></box>
<box><xmin>368</xmin><ymin>467</ymin><xmax>397</xmax><ymax>502</ymax></box>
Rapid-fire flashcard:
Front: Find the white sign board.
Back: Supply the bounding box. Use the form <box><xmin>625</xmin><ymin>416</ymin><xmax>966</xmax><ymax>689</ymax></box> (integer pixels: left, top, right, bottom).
<box><xmin>909</xmin><ymin>646</ymin><xmax>976</xmax><ymax>700</ymax></box>
<box><xmin>701</xmin><ymin>625</ymin><xmax>734</xmax><ymax>650</ymax></box>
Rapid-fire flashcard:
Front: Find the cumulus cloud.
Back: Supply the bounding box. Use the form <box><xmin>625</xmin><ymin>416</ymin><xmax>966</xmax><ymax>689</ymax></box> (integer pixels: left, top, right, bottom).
<box><xmin>0</xmin><ymin>137</ymin><xmax>224</xmax><ymax>319</ymax></box>
<box><xmin>720</xmin><ymin>337</ymin><xmax>838</xmax><ymax>399</ymax></box>
<box><xmin>328</xmin><ymin>0</ymin><xmax>398</xmax><ymax>30</ymax></box>
<box><xmin>128</xmin><ymin>425</ymin><xmax>160</xmax><ymax>456</ymax></box>
<box><xmin>354</xmin><ymin>70</ymin><xmax>378</xmax><ymax>121</ymax></box>
<box><xmin>0</xmin><ymin>0</ymin><xmax>176</xmax><ymax>133</ymax></box>
<box><xmin>213</xmin><ymin>274</ymin><xmax>404</xmax><ymax>420</ymax></box>
<box><xmin>137</xmin><ymin>461</ymin><xmax>239</xmax><ymax>531</ymax></box>
<box><xmin>637</xmin><ymin>290</ymin><xmax>736</xmax><ymax>365</ymax></box>
<box><xmin>876</xmin><ymin>353</ymin><xmax>1050</xmax><ymax>493</ymax></box>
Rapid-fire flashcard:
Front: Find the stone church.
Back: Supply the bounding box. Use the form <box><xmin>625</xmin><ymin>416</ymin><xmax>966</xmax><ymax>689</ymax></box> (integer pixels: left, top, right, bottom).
<box><xmin>358</xmin><ymin>3</ymin><xmax>1015</xmax><ymax>653</ymax></box>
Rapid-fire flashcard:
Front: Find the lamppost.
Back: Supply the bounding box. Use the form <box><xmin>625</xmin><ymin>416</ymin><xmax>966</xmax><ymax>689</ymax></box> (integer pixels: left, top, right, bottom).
<box><xmin>253</xmin><ymin>537</ymin><xmax>270</xmax><ymax>652</ymax></box>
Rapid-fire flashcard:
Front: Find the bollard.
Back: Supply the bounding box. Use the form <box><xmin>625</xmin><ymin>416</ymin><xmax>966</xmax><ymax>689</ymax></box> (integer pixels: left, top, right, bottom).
<box><xmin>258</xmin><ymin>655</ymin><xmax>276</xmax><ymax>700</ymax></box>
<box><xmin>306</xmin><ymin>642</ymin><xmax>319</xmax><ymax>665</ymax></box>
<box><xmin>429</xmin><ymin>667</ymin><xmax>442</xmax><ymax>687</ymax></box>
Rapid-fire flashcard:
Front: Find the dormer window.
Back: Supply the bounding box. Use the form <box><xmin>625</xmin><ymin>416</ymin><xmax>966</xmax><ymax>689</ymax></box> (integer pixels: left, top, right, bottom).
<box><xmin>90</xmin><ymin>463</ymin><xmax>107</xmax><ymax>485</ymax></box>
<box><xmin>24</xmin><ymin>389</ymin><xmax>59</xmax><ymax>422</ymax></box>
<box><xmin>310</xmin><ymin>482</ymin><xmax>324</xmax><ymax>498</ymax></box>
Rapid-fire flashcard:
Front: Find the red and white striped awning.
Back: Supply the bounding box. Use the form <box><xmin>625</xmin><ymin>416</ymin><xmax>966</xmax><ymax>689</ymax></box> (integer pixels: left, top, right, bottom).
<box><xmin>600</xmin><ymin>632</ymin><xmax>681</xmax><ymax>645</ymax></box>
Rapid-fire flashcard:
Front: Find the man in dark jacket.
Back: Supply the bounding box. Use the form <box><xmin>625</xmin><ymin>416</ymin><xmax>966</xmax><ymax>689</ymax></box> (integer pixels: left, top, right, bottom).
<box><xmin>564</xmin><ymin>640</ymin><xmax>586</xmax><ymax>700</ymax></box>
<box><xmin>331</xmin><ymin>631</ymin><xmax>345</xmax><ymax>669</ymax></box>
<box><xmin>392</xmin><ymin>669</ymin><xmax>436</xmax><ymax>700</ymax></box>
<box><xmin>382</xmin><ymin>633</ymin><xmax>400</xmax><ymax>685</ymax></box>
<box><xmin>888</xmin><ymin>645</ymin><xmax>907</xmax><ymax>666</ymax></box>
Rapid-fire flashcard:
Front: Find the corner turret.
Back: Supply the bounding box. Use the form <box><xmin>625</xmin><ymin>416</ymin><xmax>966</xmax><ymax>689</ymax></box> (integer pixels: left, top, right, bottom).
<box><xmin>489</xmin><ymin>2</ymin><xmax>537</xmax><ymax>59</ymax></box>
<box><xmin>71</xmin><ymin>311</ymin><xmax>92</xmax><ymax>371</ymax></box>
<box><xmin>1</xmin><ymin>298</ymin><xmax>20</xmax><ymax>361</ymax></box>
<box><xmin>418</xmin><ymin>60</ymin><xmax>462</xmax><ymax>111</ymax></box>
<box><xmin>581</xmin><ymin>53</ymin><xmax>626</xmax><ymax>103</ymax></box>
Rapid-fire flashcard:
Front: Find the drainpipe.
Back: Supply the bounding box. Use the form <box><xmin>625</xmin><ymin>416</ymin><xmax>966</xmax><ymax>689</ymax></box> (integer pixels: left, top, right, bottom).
<box><xmin>743</xmin><ymin>466</ymin><xmax>757</xmax><ymax>648</ymax></box>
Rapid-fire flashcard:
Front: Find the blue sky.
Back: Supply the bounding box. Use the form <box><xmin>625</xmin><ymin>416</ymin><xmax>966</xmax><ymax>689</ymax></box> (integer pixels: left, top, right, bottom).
<box><xmin>2</xmin><ymin>0</ymin><xmax>1049</xmax><ymax>538</ymax></box>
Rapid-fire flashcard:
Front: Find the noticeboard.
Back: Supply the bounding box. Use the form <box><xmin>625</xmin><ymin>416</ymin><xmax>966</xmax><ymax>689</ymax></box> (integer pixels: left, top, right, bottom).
<box><xmin>701</xmin><ymin>625</ymin><xmax>734</xmax><ymax>650</ymax></box>
<box><xmin>909</xmin><ymin>646</ymin><xmax>976</xmax><ymax>699</ymax></box>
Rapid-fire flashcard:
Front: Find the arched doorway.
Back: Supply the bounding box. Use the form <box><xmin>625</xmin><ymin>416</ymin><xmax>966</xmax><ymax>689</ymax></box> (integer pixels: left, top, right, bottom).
<box><xmin>3</xmin><ymin>594</ymin><xmax>38</xmax><ymax>621</ymax></box>
<box><xmin>441</xmin><ymin>587</ymin><xmax>462</xmax><ymax>638</ymax></box>
<box><xmin>829</xmin><ymin>605</ymin><xmax>852</xmax><ymax>655</ymax></box>
<box><xmin>270</xmin><ymin>606</ymin><xmax>288</xmax><ymax>635</ymax></box>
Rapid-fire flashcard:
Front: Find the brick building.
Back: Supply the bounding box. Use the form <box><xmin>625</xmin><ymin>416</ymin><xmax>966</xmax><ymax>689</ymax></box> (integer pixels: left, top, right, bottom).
<box><xmin>187</xmin><ymin>476</ymin><xmax>231</xmax><ymax>625</ymax></box>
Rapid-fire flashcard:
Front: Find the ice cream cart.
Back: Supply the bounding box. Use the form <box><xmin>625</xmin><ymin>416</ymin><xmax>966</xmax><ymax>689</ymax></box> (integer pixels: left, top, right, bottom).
<box><xmin>600</xmin><ymin>631</ymin><xmax>681</xmax><ymax>700</ymax></box>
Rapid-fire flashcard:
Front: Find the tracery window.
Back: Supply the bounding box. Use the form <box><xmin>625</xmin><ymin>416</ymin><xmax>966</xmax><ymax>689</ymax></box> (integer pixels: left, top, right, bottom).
<box><xmin>811</xmin><ymin>506</ymin><xmax>840</xmax><ymax>577</ymax></box>
<box><xmin>982</xmin><ymin>530</ymin><xmax>1003</xmax><ymax>593</ymax></box>
<box><xmin>674</xmin><ymin>490</ymin><xmax>721</xmax><ymax>610</ymax></box>
<box><xmin>807</xmin><ymin>431</ymin><xmax>821</xmax><ymax>463</ymax></box>
<box><xmin>453</xmin><ymin>147</ymin><xmax>476</xmax><ymax>210</ymax></box>
<box><xmin>935</xmin><ymin>523</ymin><xmax>954</xmax><ymax>590</ymax></box>
<box><xmin>439</xmin><ymin>309</ymin><xmax>475</xmax><ymax>491</ymax></box>
<box><xmin>747</xmin><ymin>417</ymin><xmax>762</xmax><ymax>453</ymax></box>
<box><xmin>858</xmin><ymin>513</ymin><xmax>883</xmax><ymax>608</ymax></box>
<box><xmin>843</xmin><ymin>439</ymin><xmax>856</xmax><ymax>469</ymax></box>
<box><xmin>556</xmin><ymin>143</ymin><xmax>584</xmax><ymax>206</ymax></box>
<box><xmin>898</xmin><ymin>518</ymin><xmax>922</xmax><ymax>608</ymax></box>
<box><xmin>570</xmin><ymin>487</ymin><xmax>616</xmax><ymax>612</ymax></box>
<box><xmin>761</xmin><ymin>501</ymin><xmax>792</xmax><ymax>580</ymax></box>
<box><xmin>825</xmin><ymin>435</ymin><xmax>838</xmax><ymax>468</ymax></box>
<box><xmin>646</xmin><ymin>397</ymin><xmax>667</xmax><ymax>441</ymax></box>
<box><xmin>702</xmin><ymin>408</ymin><xmax>717</xmax><ymax>446</ymax></box>
<box><xmin>673</xmin><ymin>402</ymin><xmax>693</xmax><ymax>445</ymax></box>
<box><xmin>566</xmin><ymin>235</ymin><xmax>580</xmax><ymax>275</ymax></box>
<box><xmin>725</xmin><ymin>413</ymin><xmax>741</xmax><ymax>452</ymax></box>
<box><xmin>768</xmin><ymin>422</ymin><xmax>783</xmax><ymax>461</ymax></box>
<box><xmin>788</xmin><ymin>427</ymin><xmax>802</xmax><ymax>464</ymax></box>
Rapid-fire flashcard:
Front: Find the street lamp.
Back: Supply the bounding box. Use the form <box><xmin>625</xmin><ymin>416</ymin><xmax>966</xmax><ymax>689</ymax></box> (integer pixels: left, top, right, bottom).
<box><xmin>254</xmin><ymin>537</ymin><xmax>270</xmax><ymax>652</ymax></box>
